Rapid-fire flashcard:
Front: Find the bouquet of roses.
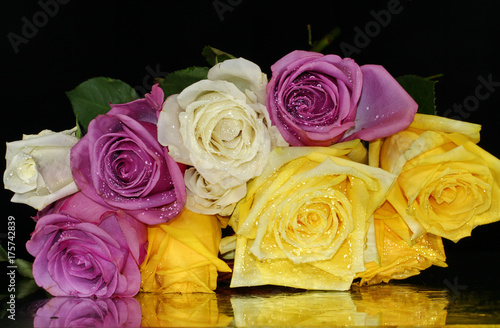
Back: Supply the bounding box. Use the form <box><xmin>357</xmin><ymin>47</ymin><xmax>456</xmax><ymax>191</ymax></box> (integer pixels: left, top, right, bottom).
<box><xmin>4</xmin><ymin>46</ymin><xmax>500</xmax><ymax>297</ymax></box>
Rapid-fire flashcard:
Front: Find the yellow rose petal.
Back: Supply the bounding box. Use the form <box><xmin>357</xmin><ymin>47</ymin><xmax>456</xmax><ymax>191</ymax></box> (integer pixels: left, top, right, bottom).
<box><xmin>140</xmin><ymin>208</ymin><xmax>231</xmax><ymax>293</ymax></box>
<box><xmin>231</xmin><ymin>143</ymin><xmax>396</xmax><ymax>290</ymax></box>
<box><xmin>375</xmin><ymin>113</ymin><xmax>500</xmax><ymax>242</ymax></box>
<box><xmin>410</xmin><ymin>113</ymin><xmax>481</xmax><ymax>143</ymax></box>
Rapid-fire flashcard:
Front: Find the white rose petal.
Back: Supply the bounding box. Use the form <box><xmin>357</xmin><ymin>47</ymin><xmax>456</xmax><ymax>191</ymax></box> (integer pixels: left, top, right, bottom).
<box><xmin>3</xmin><ymin>127</ymin><xmax>80</xmax><ymax>210</ymax></box>
<box><xmin>184</xmin><ymin>167</ymin><xmax>247</xmax><ymax>216</ymax></box>
<box><xmin>157</xmin><ymin>95</ymin><xmax>193</xmax><ymax>165</ymax></box>
<box><xmin>207</xmin><ymin>57</ymin><xmax>268</xmax><ymax>104</ymax></box>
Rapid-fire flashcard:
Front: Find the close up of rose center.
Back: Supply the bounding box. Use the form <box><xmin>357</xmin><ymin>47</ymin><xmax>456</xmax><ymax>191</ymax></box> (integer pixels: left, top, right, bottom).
<box><xmin>283</xmin><ymin>73</ymin><xmax>337</xmax><ymax>124</ymax></box>
<box><xmin>295</xmin><ymin>202</ymin><xmax>333</xmax><ymax>237</ymax></box>
<box><xmin>214</xmin><ymin>118</ymin><xmax>243</xmax><ymax>144</ymax></box>
<box><xmin>282</xmin><ymin>200</ymin><xmax>341</xmax><ymax>249</ymax></box>
<box><xmin>113</xmin><ymin>152</ymin><xmax>143</xmax><ymax>183</ymax></box>
<box><xmin>103</xmin><ymin>138</ymin><xmax>154</xmax><ymax>196</ymax></box>
<box><xmin>16</xmin><ymin>154</ymin><xmax>37</xmax><ymax>183</ymax></box>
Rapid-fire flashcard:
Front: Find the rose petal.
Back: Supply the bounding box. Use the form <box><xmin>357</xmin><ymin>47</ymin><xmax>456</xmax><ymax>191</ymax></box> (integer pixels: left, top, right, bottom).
<box><xmin>342</xmin><ymin>65</ymin><xmax>418</xmax><ymax>141</ymax></box>
<box><xmin>157</xmin><ymin>95</ymin><xmax>193</xmax><ymax>165</ymax></box>
<box><xmin>208</xmin><ymin>57</ymin><xmax>268</xmax><ymax>104</ymax></box>
<box><xmin>108</xmin><ymin>84</ymin><xmax>163</xmax><ymax>124</ymax></box>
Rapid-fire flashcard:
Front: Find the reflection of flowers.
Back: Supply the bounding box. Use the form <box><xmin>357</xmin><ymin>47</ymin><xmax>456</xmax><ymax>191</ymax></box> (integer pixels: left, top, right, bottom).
<box><xmin>230</xmin><ymin>141</ymin><xmax>395</xmax><ymax>290</ymax></box>
<box><xmin>33</xmin><ymin>297</ymin><xmax>141</xmax><ymax>327</ymax></box>
<box><xmin>4</xmin><ymin>127</ymin><xmax>79</xmax><ymax>210</ymax></box>
<box><xmin>137</xmin><ymin>292</ymin><xmax>232</xmax><ymax>327</ymax></box>
<box><xmin>357</xmin><ymin>201</ymin><xmax>447</xmax><ymax>285</ymax></box>
<box><xmin>140</xmin><ymin>208</ymin><xmax>231</xmax><ymax>293</ymax></box>
<box><xmin>231</xmin><ymin>291</ymin><xmax>364</xmax><ymax>326</ymax></box>
<box><xmin>353</xmin><ymin>284</ymin><xmax>449</xmax><ymax>326</ymax></box>
<box><xmin>27</xmin><ymin>192</ymin><xmax>147</xmax><ymax>297</ymax></box>
<box><xmin>371</xmin><ymin>113</ymin><xmax>500</xmax><ymax>242</ymax></box>
<box><xmin>71</xmin><ymin>85</ymin><xmax>186</xmax><ymax>225</ymax></box>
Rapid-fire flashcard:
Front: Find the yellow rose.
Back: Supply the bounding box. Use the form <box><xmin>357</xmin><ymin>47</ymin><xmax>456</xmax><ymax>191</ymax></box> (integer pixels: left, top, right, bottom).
<box><xmin>371</xmin><ymin>113</ymin><xmax>500</xmax><ymax>242</ymax></box>
<box><xmin>229</xmin><ymin>140</ymin><xmax>396</xmax><ymax>290</ymax></box>
<box><xmin>136</xmin><ymin>292</ymin><xmax>232</xmax><ymax>327</ymax></box>
<box><xmin>140</xmin><ymin>208</ymin><xmax>231</xmax><ymax>293</ymax></box>
<box><xmin>357</xmin><ymin>200</ymin><xmax>447</xmax><ymax>285</ymax></box>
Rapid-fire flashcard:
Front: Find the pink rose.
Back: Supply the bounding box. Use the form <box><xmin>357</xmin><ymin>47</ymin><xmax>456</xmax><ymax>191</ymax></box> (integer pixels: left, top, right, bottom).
<box><xmin>26</xmin><ymin>192</ymin><xmax>147</xmax><ymax>298</ymax></box>
<box><xmin>70</xmin><ymin>85</ymin><xmax>186</xmax><ymax>224</ymax></box>
<box><xmin>267</xmin><ymin>50</ymin><xmax>418</xmax><ymax>146</ymax></box>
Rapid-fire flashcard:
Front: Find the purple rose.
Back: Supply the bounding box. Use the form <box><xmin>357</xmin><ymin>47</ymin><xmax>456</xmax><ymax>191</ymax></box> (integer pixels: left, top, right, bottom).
<box><xmin>26</xmin><ymin>192</ymin><xmax>147</xmax><ymax>297</ymax></box>
<box><xmin>71</xmin><ymin>84</ymin><xmax>186</xmax><ymax>224</ymax></box>
<box><xmin>267</xmin><ymin>50</ymin><xmax>418</xmax><ymax>146</ymax></box>
<box><xmin>33</xmin><ymin>297</ymin><xmax>141</xmax><ymax>327</ymax></box>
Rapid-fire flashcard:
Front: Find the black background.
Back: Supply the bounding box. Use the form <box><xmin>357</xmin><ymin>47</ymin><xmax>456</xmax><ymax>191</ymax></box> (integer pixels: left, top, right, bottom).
<box><xmin>2</xmin><ymin>0</ymin><xmax>500</xmax><ymax>289</ymax></box>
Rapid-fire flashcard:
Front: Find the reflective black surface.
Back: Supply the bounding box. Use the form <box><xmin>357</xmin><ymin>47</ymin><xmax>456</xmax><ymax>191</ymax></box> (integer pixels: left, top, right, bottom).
<box><xmin>2</xmin><ymin>252</ymin><xmax>500</xmax><ymax>327</ymax></box>
<box><xmin>2</xmin><ymin>282</ymin><xmax>500</xmax><ymax>327</ymax></box>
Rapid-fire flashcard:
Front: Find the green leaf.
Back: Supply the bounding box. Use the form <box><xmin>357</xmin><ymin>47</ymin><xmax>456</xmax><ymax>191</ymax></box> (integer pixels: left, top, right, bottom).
<box><xmin>75</xmin><ymin>113</ymin><xmax>83</xmax><ymax>139</ymax></box>
<box><xmin>396</xmin><ymin>75</ymin><xmax>439</xmax><ymax>115</ymax></box>
<box><xmin>202</xmin><ymin>46</ymin><xmax>236</xmax><ymax>66</ymax></box>
<box><xmin>310</xmin><ymin>26</ymin><xmax>341</xmax><ymax>53</ymax></box>
<box><xmin>0</xmin><ymin>245</ymin><xmax>7</xmax><ymax>261</ymax></box>
<box><xmin>16</xmin><ymin>278</ymin><xmax>41</xmax><ymax>299</ymax></box>
<box><xmin>66</xmin><ymin>77</ymin><xmax>139</xmax><ymax>133</ymax></box>
<box><xmin>15</xmin><ymin>258</ymin><xmax>33</xmax><ymax>279</ymax></box>
<box><xmin>159</xmin><ymin>66</ymin><xmax>210</xmax><ymax>98</ymax></box>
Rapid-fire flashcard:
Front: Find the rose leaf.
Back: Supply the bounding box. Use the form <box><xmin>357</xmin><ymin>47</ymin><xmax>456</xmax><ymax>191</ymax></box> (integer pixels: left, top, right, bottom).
<box><xmin>66</xmin><ymin>77</ymin><xmax>139</xmax><ymax>134</ymax></box>
<box><xmin>15</xmin><ymin>258</ymin><xmax>34</xmax><ymax>279</ymax></box>
<box><xmin>159</xmin><ymin>66</ymin><xmax>209</xmax><ymax>98</ymax></box>
<box><xmin>202</xmin><ymin>46</ymin><xmax>236</xmax><ymax>66</ymax></box>
<box><xmin>0</xmin><ymin>245</ymin><xmax>7</xmax><ymax>261</ymax></box>
<box><xmin>396</xmin><ymin>75</ymin><xmax>439</xmax><ymax>116</ymax></box>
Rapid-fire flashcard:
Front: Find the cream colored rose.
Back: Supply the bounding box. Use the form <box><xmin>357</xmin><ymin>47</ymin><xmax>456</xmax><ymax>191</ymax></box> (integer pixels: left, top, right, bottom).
<box><xmin>4</xmin><ymin>127</ymin><xmax>79</xmax><ymax>210</ymax></box>
<box><xmin>184</xmin><ymin>167</ymin><xmax>247</xmax><ymax>216</ymax></box>
<box><xmin>158</xmin><ymin>58</ymin><xmax>287</xmax><ymax>215</ymax></box>
<box><xmin>371</xmin><ymin>113</ymin><xmax>500</xmax><ymax>242</ymax></box>
<box><xmin>229</xmin><ymin>140</ymin><xmax>396</xmax><ymax>290</ymax></box>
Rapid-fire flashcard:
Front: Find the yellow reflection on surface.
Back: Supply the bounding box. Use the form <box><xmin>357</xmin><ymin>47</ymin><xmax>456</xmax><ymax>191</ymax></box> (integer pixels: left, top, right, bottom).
<box><xmin>230</xmin><ymin>288</ymin><xmax>371</xmax><ymax>326</ymax></box>
<box><xmin>352</xmin><ymin>283</ymin><xmax>449</xmax><ymax>326</ymax></box>
<box><xmin>136</xmin><ymin>292</ymin><xmax>233</xmax><ymax>327</ymax></box>
<box><xmin>228</xmin><ymin>284</ymin><xmax>449</xmax><ymax>327</ymax></box>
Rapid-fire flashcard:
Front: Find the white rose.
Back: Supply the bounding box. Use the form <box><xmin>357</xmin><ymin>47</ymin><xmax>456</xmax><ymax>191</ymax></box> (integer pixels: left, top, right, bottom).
<box><xmin>4</xmin><ymin>127</ymin><xmax>80</xmax><ymax>210</ymax></box>
<box><xmin>184</xmin><ymin>167</ymin><xmax>247</xmax><ymax>216</ymax></box>
<box><xmin>158</xmin><ymin>58</ymin><xmax>287</xmax><ymax>215</ymax></box>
